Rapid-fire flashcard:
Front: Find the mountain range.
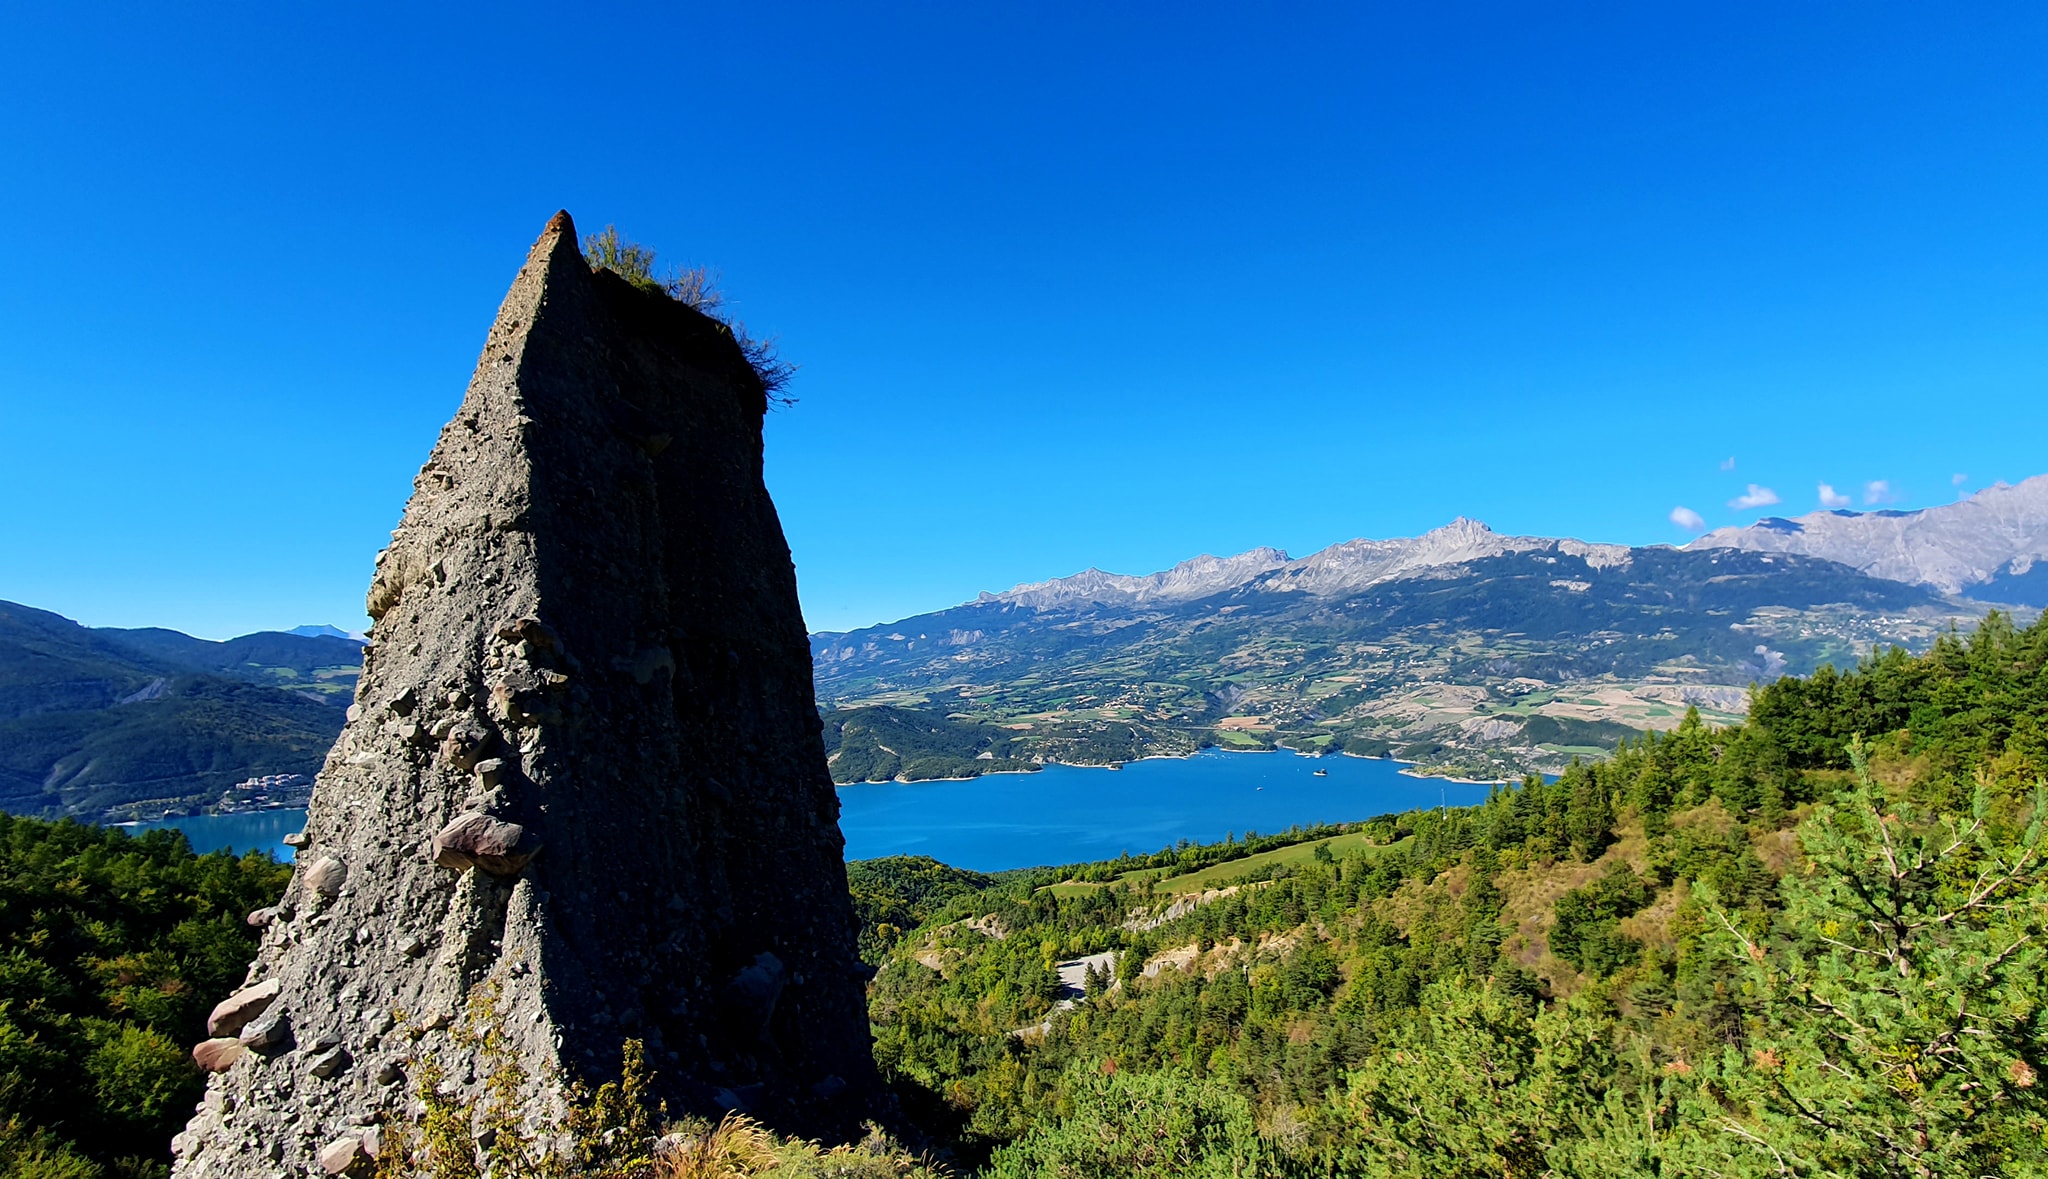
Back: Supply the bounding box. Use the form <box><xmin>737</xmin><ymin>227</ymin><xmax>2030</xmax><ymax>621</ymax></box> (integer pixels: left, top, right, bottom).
<box><xmin>3</xmin><ymin>478</ymin><xmax>2043</xmax><ymax>814</ymax></box>
<box><xmin>0</xmin><ymin>601</ymin><xmax>360</xmax><ymax>818</ymax></box>
<box><xmin>814</xmin><ymin>480</ymin><xmax>2048</xmax><ymax>782</ymax></box>
<box><xmin>1692</xmin><ymin>472</ymin><xmax>2048</xmax><ymax>603</ymax></box>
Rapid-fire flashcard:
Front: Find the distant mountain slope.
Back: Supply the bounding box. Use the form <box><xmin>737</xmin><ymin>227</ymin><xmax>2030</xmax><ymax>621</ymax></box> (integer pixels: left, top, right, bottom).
<box><xmin>974</xmin><ymin>519</ymin><xmax>1634</xmax><ymax>611</ymax></box>
<box><xmin>1691</xmin><ymin>473</ymin><xmax>2048</xmax><ymax>603</ymax></box>
<box><xmin>813</xmin><ymin>524</ymin><xmax>1972</xmax><ymax>782</ymax></box>
<box><xmin>986</xmin><ymin>547</ymin><xmax>1291</xmax><ymax>610</ymax></box>
<box><xmin>0</xmin><ymin>602</ymin><xmax>359</xmax><ymax>818</ymax></box>
<box><xmin>93</xmin><ymin>624</ymin><xmax>365</xmax><ymax>701</ymax></box>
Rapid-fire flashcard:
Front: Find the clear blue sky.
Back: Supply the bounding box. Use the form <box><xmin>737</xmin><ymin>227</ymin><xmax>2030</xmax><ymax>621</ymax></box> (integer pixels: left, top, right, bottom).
<box><xmin>4</xmin><ymin>4</ymin><xmax>2046</xmax><ymax>638</ymax></box>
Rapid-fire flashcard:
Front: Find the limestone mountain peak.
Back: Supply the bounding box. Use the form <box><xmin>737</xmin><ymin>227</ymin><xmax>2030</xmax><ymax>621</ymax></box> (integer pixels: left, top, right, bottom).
<box><xmin>1692</xmin><ymin>472</ymin><xmax>2048</xmax><ymax>601</ymax></box>
<box><xmin>980</xmin><ymin>518</ymin><xmax>1634</xmax><ymax>612</ymax></box>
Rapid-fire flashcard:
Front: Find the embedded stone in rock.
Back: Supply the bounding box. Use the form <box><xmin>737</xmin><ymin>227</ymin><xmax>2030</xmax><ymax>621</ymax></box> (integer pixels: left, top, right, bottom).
<box><xmin>284</xmin><ymin>831</ymin><xmax>310</xmax><ymax>848</ymax></box>
<box><xmin>495</xmin><ymin>616</ymin><xmax>559</xmax><ymax>650</ymax></box>
<box><xmin>722</xmin><ymin>951</ymin><xmax>787</xmax><ymax>1042</ymax></box>
<box><xmin>438</xmin><ymin>718</ymin><xmax>495</xmax><ymax>771</ymax></box>
<box><xmin>303</xmin><ymin>856</ymin><xmax>347</xmax><ymax>897</ymax></box>
<box><xmin>207</xmin><ymin>977</ymin><xmax>281</xmax><ymax>1037</ymax></box>
<box><xmin>239</xmin><ymin>1011</ymin><xmax>291</xmax><ymax>1052</ymax></box>
<box><xmin>317</xmin><ymin>1136</ymin><xmax>365</xmax><ymax>1175</ymax></box>
<box><xmin>430</xmin><ymin>813</ymin><xmax>538</xmax><ymax>875</ymax></box>
<box><xmin>193</xmin><ymin>1038</ymin><xmax>248</xmax><ymax>1072</ymax></box>
<box><xmin>307</xmin><ymin>1044</ymin><xmax>349</xmax><ymax>1079</ymax></box>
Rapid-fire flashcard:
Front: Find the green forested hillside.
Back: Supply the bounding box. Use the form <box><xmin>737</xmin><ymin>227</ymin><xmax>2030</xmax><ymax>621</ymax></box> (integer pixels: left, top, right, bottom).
<box><xmin>0</xmin><ymin>602</ymin><xmax>355</xmax><ymax>817</ymax></box>
<box><xmin>823</xmin><ymin>707</ymin><xmax>1024</xmax><ymax>783</ymax></box>
<box><xmin>847</xmin><ymin>855</ymin><xmax>997</xmax><ymax>962</ymax></box>
<box><xmin>0</xmin><ymin>816</ymin><xmax>290</xmax><ymax>1177</ymax></box>
<box><xmin>865</xmin><ymin>613</ymin><xmax>2048</xmax><ymax>1176</ymax></box>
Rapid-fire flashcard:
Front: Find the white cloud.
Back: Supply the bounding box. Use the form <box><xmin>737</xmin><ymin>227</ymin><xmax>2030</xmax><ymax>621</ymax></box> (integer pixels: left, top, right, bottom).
<box><xmin>1720</xmin><ymin>456</ymin><xmax>1737</xmax><ymax>471</ymax></box>
<box><xmin>1818</xmin><ymin>483</ymin><xmax>1851</xmax><ymax>509</ymax></box>
<box><xmin>1669</xmin><ymin>506</ymin><xmax>1707</xmax><ymax>531</ymax></box>
<box><xmin>1727</xmin><ymin>484</ymin><xmax>1781</xmax><ymax>510</ymax></box>
<box><xmin>1952</xmin><ymin>473</ymin><xmax>1968</xmax><ymax>487</ymax></box>
<box><xmin>1863</xmin><ymin>479</ymin><xmax>1894</xmax><ymax>505</ymax></box>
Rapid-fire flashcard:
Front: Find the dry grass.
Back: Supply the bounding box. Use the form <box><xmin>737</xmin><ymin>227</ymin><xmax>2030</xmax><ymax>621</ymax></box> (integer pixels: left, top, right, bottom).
<box><xmin>650</xmin><ymin>1113</ymin><xmax>949</xmax><ymax>1179</ymax></box>
<box><xmin>656</xmin><ymin>1114</ymin><xmax>781</xmax><ymax>1178</ymax></box>
<box><xmin>1617</xmin><ymin>877</ymin><xmax>1687</xmax><ymax>949</ymax></box>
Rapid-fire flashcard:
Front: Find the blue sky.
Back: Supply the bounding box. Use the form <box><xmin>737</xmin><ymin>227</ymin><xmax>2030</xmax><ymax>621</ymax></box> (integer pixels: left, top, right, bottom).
<box><xmin>3</xmin><ymin>4</ymin><xmax>2046</xmax><ymax>638</ymax></box>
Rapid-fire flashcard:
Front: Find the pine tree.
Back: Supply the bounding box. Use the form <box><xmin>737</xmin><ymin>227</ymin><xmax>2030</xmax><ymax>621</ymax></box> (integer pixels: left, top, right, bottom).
<box><xmin>1686</xmin><ymin>743</ymin><xmax>2048</xmax><ymax>1177</ymax></box>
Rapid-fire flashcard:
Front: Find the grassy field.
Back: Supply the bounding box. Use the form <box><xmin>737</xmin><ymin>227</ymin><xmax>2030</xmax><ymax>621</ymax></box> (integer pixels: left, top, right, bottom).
<box><xmin>1043</xmin><ymin>831</ymin><xmax>1408</xmax><ymax>898</ymax></box>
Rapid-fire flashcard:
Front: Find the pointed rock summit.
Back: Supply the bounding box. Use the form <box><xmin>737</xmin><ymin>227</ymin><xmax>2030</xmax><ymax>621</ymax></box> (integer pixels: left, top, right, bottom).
<box><xmin>174</xmin><ymin>213</ymin><xmax>878</xmax><ymax>1175</ymax></box>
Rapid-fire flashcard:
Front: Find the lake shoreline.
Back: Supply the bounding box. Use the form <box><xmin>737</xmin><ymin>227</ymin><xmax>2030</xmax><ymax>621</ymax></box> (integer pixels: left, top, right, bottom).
<box><xmin>835</xmin><ymin>743</ymin><xmax>1512</xmax><ymax>787</ymax></box>
<box><xmin>136</xmin><ymin>749</ymin><xmax>1491</xmax><ymax>874</ymax></box>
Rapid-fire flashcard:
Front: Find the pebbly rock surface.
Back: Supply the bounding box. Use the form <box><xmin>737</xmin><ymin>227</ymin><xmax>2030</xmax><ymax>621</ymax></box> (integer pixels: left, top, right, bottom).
<box><xmin>172</xmin><ymin>211</ymin><xmax>879</xmax><ymax>1177</ymax></box>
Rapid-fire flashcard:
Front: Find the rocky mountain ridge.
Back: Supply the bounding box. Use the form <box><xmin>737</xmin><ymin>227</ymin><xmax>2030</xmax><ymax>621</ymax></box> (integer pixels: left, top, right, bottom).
<box><xmin>983</xmin><ymin>546</ymin><xmax>1291</xmax><ymax>610</ymax></box>
<box><xmin>815</xmin><ymin>540</ymin><xmax>1972</xmax><ymax>783</ymax></box>
<box><xmin>952</xmin><ymin>480</ymin><xmax>2048</xmax><ymax>622</ymax></box>
<box><xmin>964</xmin><ymin>519</ymin><xmax>1649</xmax><ymax>617</ymax></box>
<box><xmin>1691</xmin><ymin>473</ymin><xmax>2048</xmax><ymax>603</ymax></box>
<box><xmin>812</xmin><ymin>486</ymin><xmax>2048</xmax><ymax>783</ymax></box>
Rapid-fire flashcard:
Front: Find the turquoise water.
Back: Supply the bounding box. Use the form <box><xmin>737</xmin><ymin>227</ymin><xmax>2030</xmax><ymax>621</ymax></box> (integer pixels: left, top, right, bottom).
<box><xmin>133</xmin><ymin>751</ymin><xmax>1492</xmax><ymax>873</ymax></box>
<box><xmin>131</xmin><ymin>808</ymin><xmax>307</xmax><ymax>861</ymax></box>
<box><xmin>834</xmin><ymin>750</ymin><xmax>1490</xmax><ymax>872</ymax></box>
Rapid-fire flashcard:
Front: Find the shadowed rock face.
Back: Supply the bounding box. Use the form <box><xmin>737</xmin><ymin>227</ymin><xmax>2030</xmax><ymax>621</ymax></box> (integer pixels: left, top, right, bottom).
<box><xmin>172</xmin><ymin>212</ymin><xmax>877</xmax><ymax>1176</ymax></box>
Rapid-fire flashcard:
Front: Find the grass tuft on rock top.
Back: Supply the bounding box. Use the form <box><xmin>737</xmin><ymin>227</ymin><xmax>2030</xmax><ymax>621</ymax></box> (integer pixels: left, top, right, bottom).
<box><xmin>580</xmin><ymin>226</ymin><xmax>794</xmax><ymax>403</ymax></box>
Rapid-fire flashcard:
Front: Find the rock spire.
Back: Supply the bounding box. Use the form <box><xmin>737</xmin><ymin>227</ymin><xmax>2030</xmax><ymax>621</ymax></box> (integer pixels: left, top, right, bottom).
<box><xmin>173</xmin><ymin>212</ymin><xmax>878</xmax><ymax>1176</ymax></box>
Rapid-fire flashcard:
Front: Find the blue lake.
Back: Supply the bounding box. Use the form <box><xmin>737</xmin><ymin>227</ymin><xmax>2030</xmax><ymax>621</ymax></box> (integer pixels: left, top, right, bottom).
<box><xmin>130</xmin><ymin>808</ymin><xmax>310</xmax><ymax>862</ymax></box>
<box><xmin>135</xmin><ymin>751</ymin><xmax>1493</xmax><ymax>873</ymax></box>
<box><xmin>835</xmin><ymin>751</ymin><xmax>1491</xmax><ymax>871</ymax></box>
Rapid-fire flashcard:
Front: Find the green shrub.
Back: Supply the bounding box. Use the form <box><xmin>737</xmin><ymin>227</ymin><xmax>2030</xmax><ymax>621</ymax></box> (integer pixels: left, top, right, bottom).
<box><xmin>0</xmin><ymin>1119</ymin><xmax>102</xmax><ymax>1179</ymax></box>
<box><xmin>0</xmin><ymin>816</ymin><xmax>288</xmax><ymax>1175</ymax></box>
<box><xmin>374</xmin><ymin>985</ymin><xmax>945</xmax><ymax>1178</ymax></box>
<box><xmin>580</xmin><ymin>226</ymin><xmax>793</xmax><ymax>402</ymax></box>
<box><xmin>1548</xmin><ymin>863</ymin><xmax>1656</xmax><ymax>975</ymax></box>
<box><xmin>986</xmin><ymin>1068</ymin><xmax>1280</xmax><ymax>1178</ymax></box>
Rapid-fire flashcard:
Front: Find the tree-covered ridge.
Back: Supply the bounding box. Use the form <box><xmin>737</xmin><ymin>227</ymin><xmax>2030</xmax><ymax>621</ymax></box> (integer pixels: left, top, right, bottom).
<box><xmin>0</xmin><ymin>601</ymin><xmax>358</xmax><ymax>819</ymax></box>
<box><xmin>0</xmin><ymin>816</ymin><xmax>289</xmax><ymax>1178</ymax></box>
<box><xmin>1750</xmin><ymin>607</ymin><xmax>2048</xmax><ymax>787</ymax></box>
<box><xmin>823</xmin><ymin>707</ymin><xmax>1023</xmax><ymax>785</ymax></box>
<box><xmin>866</xmin><ymin>613</ymin><xmax>2048</xmax><ymax>1176</ymax></box>
<box><xmin>847</xmin><ymin>856</ymin><xmax>997</xmax><ymax>963</ymax></box>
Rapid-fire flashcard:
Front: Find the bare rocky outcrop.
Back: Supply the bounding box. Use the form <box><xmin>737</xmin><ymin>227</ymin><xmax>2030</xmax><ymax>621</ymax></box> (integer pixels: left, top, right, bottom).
<box><xmin>172</xmin><ymin>212</ymin><xmax>878</xmax><ymax>1176</ymax></box>
<box><xmin>1692</xmin><ymin>473</ymin><xmax>2048</xmax><ymax>600</ymax></box>
<box><xmin>976</xmin><ymin>517</ymin><xmax>1635</xmax><ymax>612</ymax></box>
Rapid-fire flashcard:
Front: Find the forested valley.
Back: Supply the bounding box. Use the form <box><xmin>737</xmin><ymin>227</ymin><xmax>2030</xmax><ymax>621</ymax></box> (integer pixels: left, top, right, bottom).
<box><xmin>863</xmin><ymin>612</ymin><xmax>2048</xmax><ymax>1177</ymax></box>
<box><xmin>5</xmin><ymin>614</ymin><xmax>2045</xmax><ymax>1177</ymax></box>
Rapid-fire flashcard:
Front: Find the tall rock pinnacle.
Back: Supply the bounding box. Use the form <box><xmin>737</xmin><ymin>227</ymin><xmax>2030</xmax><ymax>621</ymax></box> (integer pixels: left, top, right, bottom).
<box><xmin>172</xmin><ymin>213</ymin><xmax>878</xmax><ymax>1175</ymax></box>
